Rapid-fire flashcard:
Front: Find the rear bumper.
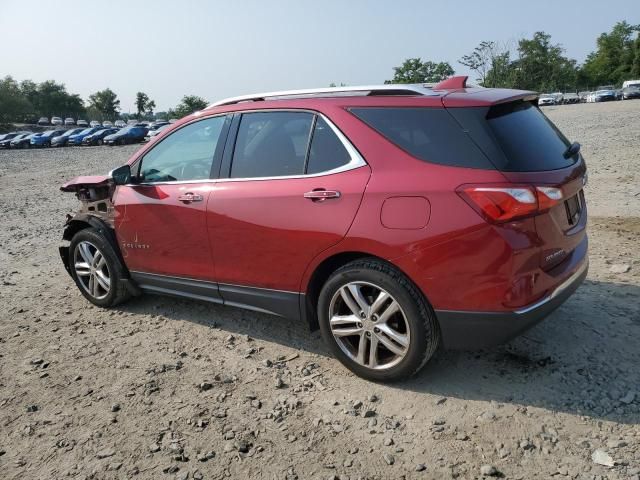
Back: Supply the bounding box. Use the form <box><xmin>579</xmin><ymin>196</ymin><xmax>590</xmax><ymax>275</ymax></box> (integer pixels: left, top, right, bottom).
<box><xmin>435</xmin><ymin>259</ymin><xmax>588</xmax><ymax>349</ymax></box>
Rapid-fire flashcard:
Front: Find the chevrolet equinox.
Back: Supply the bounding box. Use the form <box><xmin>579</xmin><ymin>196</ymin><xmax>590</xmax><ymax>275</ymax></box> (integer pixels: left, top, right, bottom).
<box><xmin>60</xmin><ymin>76</ymin><xmax>588</xmax><ymax>381</ymax></box>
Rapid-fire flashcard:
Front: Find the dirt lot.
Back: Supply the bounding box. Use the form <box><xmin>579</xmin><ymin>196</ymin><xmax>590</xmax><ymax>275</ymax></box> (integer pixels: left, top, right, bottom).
<box><xmin>1</xmin><ymin>101</ymin><xmax>639</xmax><ymax>480</ymax></box>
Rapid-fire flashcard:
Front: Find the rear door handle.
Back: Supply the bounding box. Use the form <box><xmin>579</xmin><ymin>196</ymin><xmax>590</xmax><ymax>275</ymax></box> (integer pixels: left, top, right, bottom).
<box><xmin>177</xmin><ymin>192</ymin><xmax>203</xmax><ymax>203</ymax></box>
<box><xmin>303</xmin><ymin>189</ymin><xmax>341</xmax><ymax>202</ymax></box>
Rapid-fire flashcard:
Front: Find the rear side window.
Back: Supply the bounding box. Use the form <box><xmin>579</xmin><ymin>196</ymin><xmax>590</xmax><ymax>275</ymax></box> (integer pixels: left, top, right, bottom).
<box><xmin>350</xmin><ymin>107</ymin><xmax>494</xmax><ymax>169</ymax></box>
<box><xmin>306</xmin><ymin>117</ymin><xmax>351</xmax><ymax>174</ymax></box>
<box><xmin>229</xmin><ymin>111</ymin><xmax>355</xmax><ymax>178</ymax></box>
<box><xmin>485</xmin><ymin>102</ymin><xmax>574</xmax><ymax>172</ymax></box>
<box><xmin>231</xmin><ymin>112</ymin><xmax>313</xmax><ymax>178</ymax></box>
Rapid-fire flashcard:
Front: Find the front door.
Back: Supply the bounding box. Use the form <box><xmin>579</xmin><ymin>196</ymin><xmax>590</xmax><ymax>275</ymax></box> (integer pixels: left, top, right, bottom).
<box><xmin>114</xmin><ymin>115</ymin><xmax>230</xmax><ymax>286</ymax></box>
<box><xmin>207</xmin><ymin>111</ymin><xmax>370</xmax><ymax>313</ymax></box>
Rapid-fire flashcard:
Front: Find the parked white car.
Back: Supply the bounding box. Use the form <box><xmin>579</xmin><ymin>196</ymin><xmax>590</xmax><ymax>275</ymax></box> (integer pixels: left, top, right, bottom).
<box><xmin>114</xmin><ymin>120</ymin><xmax>126</xmax><ymax>128</ymax></box>
<box><xmin>64</xmin><ymin>118</ymin><xmax>75</xmax><ymax>126</ymax></box>
<box><xmin>51</xmin><ymin>117</ymin><xmax>63</xmax><ymax>126</ymax></box>
<box><xmin>622</xmin><ymin>80</ymin><xmax>640</xmax><ymax>89</ymax></box>
<box><xmin>538</xmin><ymin>94</ymin><xmax>556</xmax><ymax>106</ymax></box>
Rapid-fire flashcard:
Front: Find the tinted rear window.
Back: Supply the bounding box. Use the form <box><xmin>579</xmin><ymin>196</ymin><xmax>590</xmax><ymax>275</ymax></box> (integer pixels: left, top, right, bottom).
<box><xmin>486</xmin><ymin>102</ymin><xmax>574</xmax><ymax>172</ymax></box>
<box><xmin>350</xmin><ymin>107</ymin><xmax>494</xmax><ymax>169</ymax></box>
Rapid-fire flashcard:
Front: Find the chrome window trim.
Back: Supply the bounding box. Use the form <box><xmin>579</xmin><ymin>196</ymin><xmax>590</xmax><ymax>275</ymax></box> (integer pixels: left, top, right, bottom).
<box><xmin>123</xmin><ymin>109</ymin><xmax>367</xmax><ymax>186</ymax></box>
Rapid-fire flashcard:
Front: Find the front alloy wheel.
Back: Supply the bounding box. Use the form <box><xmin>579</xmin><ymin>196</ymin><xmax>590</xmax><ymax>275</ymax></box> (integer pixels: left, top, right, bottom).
<box><xmin>69</xmin><ymin>228</ymin><xmax>130</xmax><ymax>307</ymax></box>
<box><xmin>74</xmin><ymin>241</ymin><xmax>111</xmax><ymax>299</ymax></box>
<box><xmin>329</xmin><ymin>282</ymin><xmax>409</xmax><ymax>370</ymax></box>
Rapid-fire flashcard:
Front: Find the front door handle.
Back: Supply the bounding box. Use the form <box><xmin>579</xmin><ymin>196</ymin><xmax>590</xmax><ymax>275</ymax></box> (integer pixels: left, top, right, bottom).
<box><xmin>177</xmin><ymin>192</ymin><xmax>203</xmax><ymax>203</ymax></box>
<box><xmin>303</xmin><ymin>189</ymin><xmax>341</xmax><ymax>202</ymax></box>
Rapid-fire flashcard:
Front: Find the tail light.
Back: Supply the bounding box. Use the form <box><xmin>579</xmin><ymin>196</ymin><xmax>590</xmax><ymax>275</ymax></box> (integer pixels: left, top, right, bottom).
<box><xmin>457</xmin><ymin>184</ymin><xmax>563</xmax><ymax>223</ymax></box>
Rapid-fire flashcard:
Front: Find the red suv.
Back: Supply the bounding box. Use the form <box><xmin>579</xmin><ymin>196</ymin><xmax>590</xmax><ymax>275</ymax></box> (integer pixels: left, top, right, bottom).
<box><xmin>60</xmin><ymin>77</ymin><xmax>588</xmax><ymax>381</ymax></box>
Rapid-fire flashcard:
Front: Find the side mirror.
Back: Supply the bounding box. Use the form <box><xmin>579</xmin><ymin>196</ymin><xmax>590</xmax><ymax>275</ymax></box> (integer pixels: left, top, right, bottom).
<box><xmin>111</xmin><ymin>164</ymin><xmax>132</xmax><ymax>185</ymax></box>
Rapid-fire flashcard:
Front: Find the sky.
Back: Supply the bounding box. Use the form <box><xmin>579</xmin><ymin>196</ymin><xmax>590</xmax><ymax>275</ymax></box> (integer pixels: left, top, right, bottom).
<box><xmin>1</xmin><ymin>0</ymin><xmax>638</xmax><ymax>112</ymax></box>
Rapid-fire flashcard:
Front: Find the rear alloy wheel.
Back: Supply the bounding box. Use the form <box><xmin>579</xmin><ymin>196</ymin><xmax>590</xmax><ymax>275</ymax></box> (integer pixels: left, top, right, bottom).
<box><xmin>97</xmin><ymin>139</ymin><xmax>103</xmax><ymax>146</ymax></box>
<box><xmin>69</xmin><ymin>228</ymin><xmax>130</xmax><ymax>307</ymax></box>
<box><xmin>318</xmin><ymin>259</ymin><xmax>439</xmax><ymax>381</ymax></box>
<box><xmin>329</xmin><ymin>282</ymin><xmax>410</xmax><ymax>370</ymax></box>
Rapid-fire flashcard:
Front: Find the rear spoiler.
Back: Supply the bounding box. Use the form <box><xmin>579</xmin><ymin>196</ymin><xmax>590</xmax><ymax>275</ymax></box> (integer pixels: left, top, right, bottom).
<box><xmin>442</xmin><ymin>88</ymin><xmax>538</xmax><ymax>108</ymax></box>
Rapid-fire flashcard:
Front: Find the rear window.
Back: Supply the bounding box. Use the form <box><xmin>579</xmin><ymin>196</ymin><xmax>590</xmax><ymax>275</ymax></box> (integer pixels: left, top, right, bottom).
<box><xmin>349</xmin><ymin>107</ymin><xmax>494</xmax><ymax>169</ymax></box>
<box><xmin>485</xmin><ymin>102</ymin><xmax>574</xmax><ymax>172</ymax></box>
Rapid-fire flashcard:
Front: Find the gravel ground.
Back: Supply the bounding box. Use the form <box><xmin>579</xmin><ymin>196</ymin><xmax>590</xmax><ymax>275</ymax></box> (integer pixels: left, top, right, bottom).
<box><xmin>0</xmin><ymin>101</ymin><xmax>639</xmax><ymax>480</ymax></box>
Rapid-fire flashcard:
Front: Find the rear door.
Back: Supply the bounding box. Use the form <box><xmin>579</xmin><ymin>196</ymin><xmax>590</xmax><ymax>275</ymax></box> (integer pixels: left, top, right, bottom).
<box><xmin>207</xmin><ymin>110</ymin><xmax>370</xmax><ymax>309</ymax></box>
<box><xmin>114</xmin><ymin>115</ymin><xmax>230</xmax><ymax>284</ymax></box>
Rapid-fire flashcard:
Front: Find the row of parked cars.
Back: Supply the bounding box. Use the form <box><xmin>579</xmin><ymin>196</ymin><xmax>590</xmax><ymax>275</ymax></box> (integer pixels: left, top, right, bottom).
<box><xmin>37</xmin><ymin>117</ymin><xmax>177</xmax><ymax>127</ymax></box>
<box><xmin>538</xmin><ymin>81</ymin><xmax>640</xmax><ymax>106</ymax></box>
<box><xmin>0</xmin><ymin>121</ymin><xmax>171</xmax><ymax>149</ymax></box>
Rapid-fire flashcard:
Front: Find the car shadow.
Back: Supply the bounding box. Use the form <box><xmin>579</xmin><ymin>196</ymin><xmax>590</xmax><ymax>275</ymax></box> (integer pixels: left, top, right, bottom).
<box><xmin>119</xmin><ymin>279</ymin><xmax>640</xmax><ymax>424</ymax></box>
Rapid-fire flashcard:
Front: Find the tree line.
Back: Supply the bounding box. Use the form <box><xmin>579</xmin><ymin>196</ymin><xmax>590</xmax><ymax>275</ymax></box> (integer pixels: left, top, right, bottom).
<box><xmin>388</xmin><ymin>21</ymin><xmax>640</xmax><ymax>91</ymax></box>
<box><xmin>0</xmin><ymin>77</ymin><xmax>208</xmax><ymax>126</ymax></box>
<box><xmin>2</xmin><ymin>21</ymin><xmax>638</xmax><ymax>126</ymax></box>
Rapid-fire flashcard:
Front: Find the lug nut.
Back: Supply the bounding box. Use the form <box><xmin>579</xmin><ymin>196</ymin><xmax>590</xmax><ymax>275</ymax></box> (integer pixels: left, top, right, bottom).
<box><xmin>373</xmin><ymin>327</ymin><xmax>380</xmax><ymax>333</ymax></box>
<box><xmin>360</xmin><ymin>311</ymin><xmax>366</xmax><ymax>319</ymax></box>
<box><xmin>372</xmin><ymin>314</ymin><xmax>378</xmax><ymax>321</ymax></box>
<box><xmin>357</xmin><ymin>322</ymin><xmax>363</xmax><ymax>328</ymax></box>
<box><xmin>365</xmin><ymin>332</ymin><xmax>371</xmax><ymax>337</ymax></box>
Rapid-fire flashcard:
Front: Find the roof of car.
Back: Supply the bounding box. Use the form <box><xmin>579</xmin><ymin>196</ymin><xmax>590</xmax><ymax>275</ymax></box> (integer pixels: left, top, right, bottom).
<box><xmin>204</xmin><ymin>77</ymin><xmax>536</xmax><ymax>112</ymax></box>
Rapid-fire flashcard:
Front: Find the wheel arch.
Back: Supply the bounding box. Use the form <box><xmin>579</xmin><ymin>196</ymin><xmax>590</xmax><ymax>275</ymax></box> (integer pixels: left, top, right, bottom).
<box><xmin>301</xmin><ymin>250</ymin><xmax>424</xmax><ymax>330</ymax></box>
<box><xmin>60</xmin><ymin>215</ymin><xmax>127</xmax><ymax>278</ymax></box>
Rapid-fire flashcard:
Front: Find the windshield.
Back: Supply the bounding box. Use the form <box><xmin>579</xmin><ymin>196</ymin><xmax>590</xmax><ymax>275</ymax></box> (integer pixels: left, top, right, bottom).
<box><xmin>78</xmin><ymin>128</ymin><xmax>92</xmax><ymax>135</ymax></box>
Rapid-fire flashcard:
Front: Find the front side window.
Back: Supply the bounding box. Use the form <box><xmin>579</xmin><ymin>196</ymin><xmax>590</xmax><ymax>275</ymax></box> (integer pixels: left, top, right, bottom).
<box><xmin>139</xmin><ymin>116</ymin><xmax>226</xmax><ymax>183</ymax></box>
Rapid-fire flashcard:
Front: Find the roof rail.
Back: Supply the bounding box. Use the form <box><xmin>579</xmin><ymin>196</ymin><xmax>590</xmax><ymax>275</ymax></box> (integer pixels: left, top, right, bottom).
<box><xmin>208</xmin><ymin>84</ymin><xmax>440</xmax><ymax>108</ymax></box>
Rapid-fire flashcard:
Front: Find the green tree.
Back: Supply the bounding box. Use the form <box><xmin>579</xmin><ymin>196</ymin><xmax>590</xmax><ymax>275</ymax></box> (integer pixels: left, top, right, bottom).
<box><xmin>385</xmin><ymin>58</ymin><xmax>454</xmax><ymax>84</ymax></box>
<box><xmin>0</xmin><ymin>76</ymin><xmax>33</xmax><ymax>124</ymax></box>
<box><xmin>169</xmin><ymin>95</ymin><xmax>208</xmax><ymax>119</ymax></box>
<box><xmin>484</xmin><ymin>51</ymin><xmax>518</xmax><ymax>88</ymax></box>
<box><xmin>512</xmin><ymin>32</ymin><xmax>578</xmax><ymax>92</ymax></box>
<box><xmin>135</xmin><ymin>91</ymin><xmax>156</xmax><ymax>119</ymax></box>
<box><xmin>88</xmin><ymin>88</ymin><xmax>120</xmax><ymax>120</ymax></box>
<box><xmin>581</xmin><ymin>21</ymin><xmax>640</xmax><ymax>87</ymax></box>
<box><xmin>632</xmin><ymin>33</ymin><xmax>640</xmax><ymax>77</ymax></box>
<box><xmin>459</xmin><ymin>41</ymin><xmax>495</xmax><ymax>85</ymax></box>
<box><xmin>16</xmin><ymin>79</ymin><xmax>85</xmax><ymax>118</ymax></box>
<box><xmin>460</xmin><ymin>41</ymin><xmax>517</xmax><ymax>87</ymax></box>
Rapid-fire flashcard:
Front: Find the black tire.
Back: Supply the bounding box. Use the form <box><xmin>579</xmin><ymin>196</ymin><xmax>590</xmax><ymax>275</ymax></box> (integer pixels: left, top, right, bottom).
<box><xmin>318</xmin><ymin>258</ymin><xmax>440</xmax><ymax>382</ymax></box>
<box><xmin>97</xmin><ymin>139</ymin><xmax>103</xmax><ymax>146</ymax></box>
<box><xmin>69</xmin><ymin>228</ymin><xmax>130</xmax><ymax>307</ymax></box>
